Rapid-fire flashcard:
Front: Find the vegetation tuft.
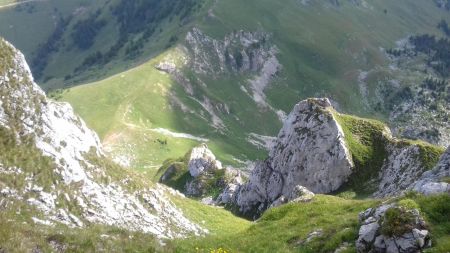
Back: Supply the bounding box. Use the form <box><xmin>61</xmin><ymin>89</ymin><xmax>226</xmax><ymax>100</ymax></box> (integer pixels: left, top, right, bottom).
<box><xmin>380</xmin><ymin>207</ymin><xmax>416</xmax><ymax>237</ymax></box>
<box><xmin>333</xmin><ymin>112</ymin><xmax>388</xmax><ymax>196</ymax></box>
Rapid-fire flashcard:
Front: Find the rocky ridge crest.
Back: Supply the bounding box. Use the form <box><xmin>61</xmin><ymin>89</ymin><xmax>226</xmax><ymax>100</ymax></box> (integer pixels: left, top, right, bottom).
<box><xmin>214</xmin><ymin>98</ymin><xmax>447</xmax><ymax>217</ymax></box>
<box><xmin>233</xmin><ymin>98</ymin><xmax>353</xmax><ymax>216</ymax></box>
<box><xmin>0</xmin><ymin>38</ymin><xmax>204</xmax><ymax>238</ymax></box>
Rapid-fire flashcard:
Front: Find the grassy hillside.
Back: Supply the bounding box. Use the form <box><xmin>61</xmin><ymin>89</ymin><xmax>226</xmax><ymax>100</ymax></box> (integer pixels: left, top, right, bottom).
<box><xmin>333</xmin><ymin>111</ymin><xmax>445</xmax><ymax>197</ymax></box>
<box><xmin>0</xmin><ymin>0</ymin><xmax>209</xmax><ymax>90</ymax></box>
<box><xmin>2</xmin><ymin>191</ymin><xmax>449</xmax><ymax>252</ymax></box>
<box><xmin>196</xmin><ymin>0</ymin><xmax>449</xmax><ymax>115</ymax></box>
<box><xmin>55</xmin><ymin>0</ymin><xmax>450</xmax><ymax>171</ymax></box>
<box><xmin>166</xmin><ymin>194</ymin><xmax>450</xmax><ymax>253</ymax></box>
<box><xmin>60</xmin><ymin>47</ymin><xmax>268</xmax><ymax>170</ymax></box>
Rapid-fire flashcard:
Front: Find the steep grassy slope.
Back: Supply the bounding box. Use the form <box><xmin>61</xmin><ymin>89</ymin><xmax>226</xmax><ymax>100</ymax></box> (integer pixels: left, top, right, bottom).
<box><xmin>0</xmin><ymin>205</ymin><xmax>161</xmax><ymax>252</ymax></box>
<box><xmin>195</xmin><ymin>0</ymin><xmax>449</xmax><ymax>115</ymax></box>
<box><xmin>60</xmin><ymin>48</ymin><xmax>266</xmax><ymax>170</ymax></box>
<box><xmin>333</xmin><ymin>112</ymin><xmax>445</xmax><ymax>196</ymax></box>
<box><xmin>0</xmin><ymin>0</ymin><xmax>209</xmax><ymax>90</ymax></box>
<box><xmin>3</xmin><ymin>193</ymin><xmax>448</xmax><ymax>252</ymax></box>
<box><xmin>165</xmin><ymin>194</ymin><xmax>450</xmax><ymax>253</ymax></box>
<box><xmin>56</xmin><ymin>0</ymin><xmax>450</xmax><ymax>171</ymax></box>
<box><xmin>0</xmin><ymin>189</ymin><xmax>251</xmax><ymax>252</ymax></box>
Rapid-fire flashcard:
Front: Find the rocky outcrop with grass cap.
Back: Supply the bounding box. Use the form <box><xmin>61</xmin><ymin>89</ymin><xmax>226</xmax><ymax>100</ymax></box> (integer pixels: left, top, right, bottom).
<box><xmin>231</xmin><ymin>98</ymin><xmax>354</xmax><ymax>216</ymax></box>
<box><xmin>221</xmin><ymin>97</ymin><xmax>445</xmax><ymax>218</ymax></box>
<box><xmin>413</xmin><ymin>146</ymin><xmax>450</xmax><ymax>195</ymax></box>
<box><xmin>159</xmin><ymin>143</ymin><xmax>243</xmax><ymax>199</ymax></box>
<box><xmin>373</xmin><ymin>142</ymin><xmax>445</xmax><ymax>198</ymax></box>
<box><xmin>188</xmin><ymin>143</ymin><xmax>223</xmax><ymax>178</ymax></box>
<box><xmin>356</xmin><ymin>201</ymin><xmax>431</xmax><ymax>253</ymax></box>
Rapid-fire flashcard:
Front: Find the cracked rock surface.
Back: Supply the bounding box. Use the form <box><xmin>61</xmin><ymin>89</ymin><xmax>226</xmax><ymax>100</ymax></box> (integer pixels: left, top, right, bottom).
<box><xmin>356</xmin><ymin>204</ymin><xmax>430</xmax><ymax>253</ymax></box>
<box><xmin>0</xmin><ymin>38</ymin><xmax>205</xmax><ymax>238</ymax></box>
<box><xmin>413</xmin><ymin>146</ymin><xmax>450</xmax><ymax>195</ymax></box>
<box><xmin>230</xmin><ymin>98</ymin><xmax>353</xmax><ymax>216</ymax></box>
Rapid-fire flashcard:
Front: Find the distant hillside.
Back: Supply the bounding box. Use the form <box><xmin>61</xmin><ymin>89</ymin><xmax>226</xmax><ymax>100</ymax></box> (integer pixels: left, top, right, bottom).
<box><xmin>57</xmin><ymin>0</ymin><xmax>450</xmax><ymax>169</ymax></box>
<box><xmin>0</xmin><ymin>0</ymin><xmax>207</xmax><ymax>90</ymax></box>
<box><xmin>1</xmin><ymin>36</ymin><xmax>449</xmax><ymax>253</ymax></box>
<box><xmin>1</xmin><ymin>0</ymin><xmax>449</xmax><ymax>168</ymax></box>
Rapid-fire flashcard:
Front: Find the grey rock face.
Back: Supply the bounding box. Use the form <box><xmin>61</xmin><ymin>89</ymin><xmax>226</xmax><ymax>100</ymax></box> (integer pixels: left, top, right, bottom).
<box><xmin>356</xmin><ymin>204</ymin><xmax>430</xmax><ymax>253</ymax></box>
<box><xmin>216</xmin><ymin>168</ymin><xmax>245</xmax><ymax>205</ymax></box>
<box><xmin>358</xmin><ymin>222</ymin><xmax>380</xmax><ymax>245</ymax></box>
<box><xmin>188</xmin><ymin>143</ymin><xmax>222</xmax><ymax>178</ymax></box>
<box><xmin>185</xmin><ymin>27</ymin><xmax>282</xmax><ymax>111</ymax></box>
<box><xmin>413</xmin><ymin>146</ymin><xmax>450</xmax><ymax>195</ymax></box>
<box><xmin>0</xmin><ymin>39</ymin><xmax>205</xmax><ymax>238</ymax></box>
<box><xmin>374</xmin><ymin>144</ymin><xmax>429</xmax><ymax>198</ymax></box>
<box><xmin>233</xmin><ymin>98</ymin><xmax>353</xmax><ymax>216</ymax></box>
<box><xmin>216</xmin><ymin>95</ymin><xmax>444</xmax><ymax>217</ymax></box>
<box><xmin>160</xmin><ymin>164</ymin><xmax>179</xmax><ymax>183</ymax></box>
<box><xmin>185</xmin><ymin>179</ymin><xmax>207</xmax><ymax>197</ymax></box>
<box><xmin>268</xmin><ymin>98</ymin><xmax>354</xmax><ymax>194</ymax></box>
<box><xmin>185</xmin><ymin>27</ymin><xmax>277</xmax><ymax>76</ymax></box>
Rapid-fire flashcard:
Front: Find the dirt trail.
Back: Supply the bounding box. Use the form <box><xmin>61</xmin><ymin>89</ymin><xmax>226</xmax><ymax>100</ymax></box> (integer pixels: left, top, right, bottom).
<box><xmin>120</xmin><ymin>103</ymin><xmax>208</xmax><ymax>142</ymax></box>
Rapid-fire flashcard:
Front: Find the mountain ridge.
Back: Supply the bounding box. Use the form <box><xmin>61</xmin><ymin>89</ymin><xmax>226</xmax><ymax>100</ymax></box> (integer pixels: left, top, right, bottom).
<box><xmin>0</xmin><ymin>1</ymin><xmax>450</xmax><ymax>252</ymax></box>
<box><xmin>0</xmin><ymin>37</ymin><xmax>449</xmax><ymax>253</ymax></box>
<box><xmin>0</xmin><ymin>38</ymin><xmax>206</xmax><ymax>239</ymax></box>
<box><xmin>42</xmin><ymin>0</ymin><xmax>448</xmax><ymax>169</ymax></box>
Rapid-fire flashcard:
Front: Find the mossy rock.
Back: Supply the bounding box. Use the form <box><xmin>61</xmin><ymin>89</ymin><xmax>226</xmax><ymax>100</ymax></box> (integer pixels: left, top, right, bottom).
<box><xmin>157</xmin><ymin>148</ymin><xmax>229</xmax><ymax>198</ymax></box>
<box><xmin>332</xmin><ymin>110</ymin><xmax>444</xmax><ymax>197</ymax></box>
<box><xmin>380</xmin><ymin>207</ymin><xmax>416</xmax><ymax>237</ymax></box>
<box><xmin>332</xmin><ymin>112</ymin><xmax>389</xmax><ymax>196</ymax></box>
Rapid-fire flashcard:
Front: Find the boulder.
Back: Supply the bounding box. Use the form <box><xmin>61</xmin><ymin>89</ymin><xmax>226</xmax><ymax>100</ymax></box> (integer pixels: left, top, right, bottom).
<box><xmin>188</xmin><ymin>144</ymin><xmax>222</xmax><ymax>178</ymax></box>
<box><xmin>289</xmin><ymin>185</ymin><xmax>315</xmax><ymax>203</ymax></box>
<box><xmin>271</xmin><ymin>186</ymin><xmax>315</xmax><ymax>208</ymax></box>
<box><xmin>233</xmin><ymin>98</ymin><xmax>353</xmax><ymax>216</ymax></box>
<box><xmin>356</xmin><ymin>204</ymin><xmax>431</xmax><ymax>253</ymax></box>
<box><xmin>358</xmin><ymin>222</ymin><xmax>380</xmax><ymax>246</ymax></box>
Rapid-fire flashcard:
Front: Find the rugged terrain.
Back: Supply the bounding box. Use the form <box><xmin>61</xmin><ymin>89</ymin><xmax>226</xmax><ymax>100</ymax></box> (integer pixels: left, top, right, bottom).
<box><xmin>0</xmin><ymin>0</ymin><xmax>449</xmax><ymax>168</ymax></box>
<box><xmin>0</xmin><ymin>38</ymin><xmax>449</xmax><ymax>252</ymax></box>
<box><xmin>158</xmin><ymin>98</ymin><xmax>448</xmax><ymax>210</ymax></box>
<box><xmin>0</xmin><ymin>38</ymin><xmax>212</xmax><ymax>250</ymax></box>
<box><xmin>0</xmin><ymin>0</ymin><xmax>449</xmax><ymax>252</ymax></box>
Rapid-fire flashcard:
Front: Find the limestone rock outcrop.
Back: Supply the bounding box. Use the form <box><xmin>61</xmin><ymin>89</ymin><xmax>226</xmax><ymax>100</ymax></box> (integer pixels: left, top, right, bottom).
<box><xmin>188</xmin><ymin>143</ymin><xmax>222</xmax><ymax>178</ymax></box>
<box><xmin>413</xmin><ymin>146</ymin><xmax>450</xmax><ymax>195</ymax></box>
<box><xmin>374</xmin><ymin>144</ymin><xmax>431</xmax><ymax>198</ymax></box>
<box><xmin>356</xmin><ymin>204</ymin><xmax>430</xmax><ymax>253</ymax></box>
<box><xmin>0</xmin><ymin>38</ymin><xmax>205</xmax><ymax>238</ymax></box>
<box><xmin>159</xmin><ymin>144</ymin><xmax>244</xmax><ymax>200</ymax></box>
<box><xmin>267</xmin><ymin>98</ymin><xmax>354</xmax><ymax>194</ymax></box>
<box><xmin>217</xmin><ymin>97</ymin><xmax>446</xmax><ymax>218</ymax></box>
<box><xmin>231</xmin><ymin>98</ymin><xmax>354</xmax><ymax>216</ymax></box>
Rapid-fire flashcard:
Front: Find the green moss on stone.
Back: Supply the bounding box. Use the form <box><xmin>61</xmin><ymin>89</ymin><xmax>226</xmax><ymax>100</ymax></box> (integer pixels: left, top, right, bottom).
<box><xmin>332</xmin><ymin>112</ymin><xmax>388</xmax><ymax>196</ymax></box>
